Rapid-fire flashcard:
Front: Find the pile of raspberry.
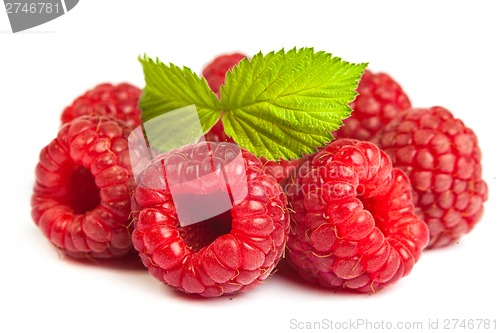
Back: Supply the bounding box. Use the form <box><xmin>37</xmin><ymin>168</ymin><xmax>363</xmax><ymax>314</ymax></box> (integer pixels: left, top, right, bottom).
<box><xmin>31</xmin><ymin>52</ymin><xmax>487</xmax><ymax>298</ymax></box>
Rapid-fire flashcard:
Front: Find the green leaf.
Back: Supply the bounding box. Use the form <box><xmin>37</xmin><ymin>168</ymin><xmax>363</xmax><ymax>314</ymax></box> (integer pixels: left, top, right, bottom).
<box><xmin>139</xmin><ymin>55</ymin><xmax>221</xmax><ymax>134</ymax></box>
<box><xmin>220</xmin><ymin>47</ymin><xmax>367</xmax><ymax>160</ymax></box>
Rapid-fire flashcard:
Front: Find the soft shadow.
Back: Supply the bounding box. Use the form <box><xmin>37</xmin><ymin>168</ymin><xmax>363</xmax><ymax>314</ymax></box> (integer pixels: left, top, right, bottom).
<box><xmin>157</xmin><ymin>279</ymin><xmax>257</xmax><ymax>303</ymax></box>
<box><xmin>274</xmin><ymin>260</ymin><xmax>332</xmax><ymax>293</ymax></box>
<box><xmin>62</xmin><ymin>250</ymin><xmax>147</xmax><ymax>272</ymax></box>
<box><xmin>274</xmin><ymin>260</ymin><xmax>378</xmax><ymax>297</ymax></box>
<box><xmin>165</xmin><ymin>288</ymin><xmax>241</xmax><ymax>303</ymax></box>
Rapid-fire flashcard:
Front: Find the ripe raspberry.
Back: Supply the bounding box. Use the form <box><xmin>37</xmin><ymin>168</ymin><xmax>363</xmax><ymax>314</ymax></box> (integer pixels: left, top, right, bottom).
<box><xmin>202</xmin><ymin>53</ymin><xmax>246</xmax><ymax>97</ymax></box>
<box><xmin>334</xmin><ymin>70</ymin><xmax>411</xmax><ymax>141</ymax></box>
<box><xmin>131</xmin><ymin>142</ymin><xmax>290</xmax><ymax>297</ymax></box>
<box><xmin>61</xmin><ymin>83</ymin><xmax>142</xmax><ymax>128</ymax></box>
<box><xmin>31</xmin><ymin>116</ymin><xmax>135</xmax><ymax>258</ymax></box>
<box><xmin>284</xmin><ymin>139</ymin><xmax>429</xmax><ymax>292</ymax></box>
<box><xmin>374</xmin><ymin>107</ymin><xmax>488</xmax><ymax>248</ymax></box>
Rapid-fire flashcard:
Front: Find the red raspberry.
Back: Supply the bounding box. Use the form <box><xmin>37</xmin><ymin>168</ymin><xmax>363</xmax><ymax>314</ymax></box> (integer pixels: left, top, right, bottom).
<box><xmin>334</xmin><ymin>70</ymin><xmax>411</xmax><ymax>141</ymax></box>
<box><xmin>202</xmin><ymin>53</ymin><xmax>246</xmax><ymax>97</ymax></box>
<box><xmin>284</xmin><ymin>139</ymin><xmax>429</xmax><ymax>292</ymax></box>
<box><xmin>31</xmin><ymin>116</ymin><xmax>135</xmax><ymax>258</ymax></box>
<box><xmin>131</xmin><ymin>142</ymin><xmax>290</xmax><ymax>297</ymax></box>
<box><xmin>61</xmin><ymin>83</ymin><xmax>142</xmax><ymax>128</ymax></box>
<box><xmin>374</xmin><ymin>107</ymin><xmax>488</xmax><ymax>248</ymax></box>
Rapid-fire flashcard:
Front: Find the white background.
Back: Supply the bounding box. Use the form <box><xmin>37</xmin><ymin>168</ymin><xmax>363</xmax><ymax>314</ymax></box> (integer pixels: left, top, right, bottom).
<box><xmin>1</xmin><ymin>1</ymin><xmax>499</xmax><ymax>332</ymax></box>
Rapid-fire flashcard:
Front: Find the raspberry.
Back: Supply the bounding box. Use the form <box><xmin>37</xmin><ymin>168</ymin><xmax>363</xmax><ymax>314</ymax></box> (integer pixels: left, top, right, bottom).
<box><xmin>284</xmin><ymin>139</ymin><xmax>429</xmax><ymax>292</ymax></box>
<box><xmin>61</xmin><ymin>83</ymin><xmax>142</xmax><ymax>128</ymax></box>
<box><xmin>31</xmin><ymin>116</ymin><xmax>135</xmax><ymax>258</ymax></box>
<box><xmin>131</xmin><ymin>142</ymin><xmax>290</xmax><ymax>297</ymax></box>
<box><xmin>374</xmin><ymin>107</ymin><xmax>488</xmax><ymax>248</ymax></box>
<box><xmin>334</xmin><ymin>70</ymin><xmax>411</xmax><ymax>141</ymax></box>
<box><xmin>202</xmin><ymin>53</ymin><xmax>246</xmax><ymax>97</ymax></box>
